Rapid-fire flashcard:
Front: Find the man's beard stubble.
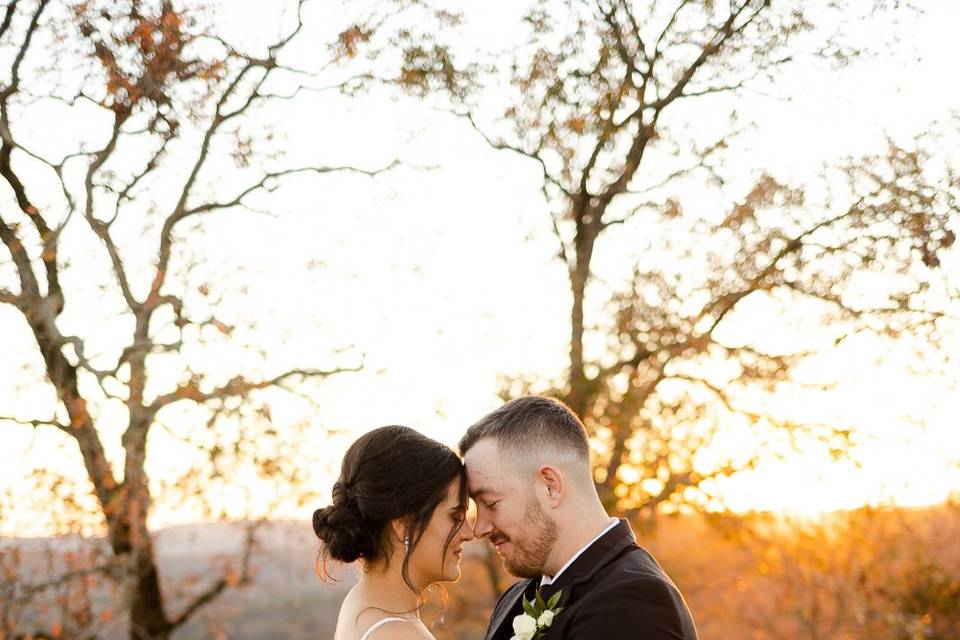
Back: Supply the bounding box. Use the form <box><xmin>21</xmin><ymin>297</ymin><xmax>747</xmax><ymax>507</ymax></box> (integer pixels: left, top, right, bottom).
<box><xmin>502</xmin><ymin>496</ymin><xmax>559</xmax><ymax>579</ymax></box>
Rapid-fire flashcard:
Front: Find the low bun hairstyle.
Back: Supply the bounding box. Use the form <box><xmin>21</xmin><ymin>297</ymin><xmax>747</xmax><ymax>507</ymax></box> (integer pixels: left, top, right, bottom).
<box><xmin>313</xmin><ymin>425</ymin><xmax>467</xmax><ymax>591</ymax></box>
<box><xmin>312</xmin><ymin>481</ymin><xmax>376</xmax><ymax>563</ymax></box>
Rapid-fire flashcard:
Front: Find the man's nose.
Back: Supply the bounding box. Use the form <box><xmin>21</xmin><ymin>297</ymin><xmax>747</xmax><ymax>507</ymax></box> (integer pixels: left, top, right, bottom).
<box><xmin>473</xmin><ymin>513</ymin><xmax>494</xmax><ymax>539</ymax></box>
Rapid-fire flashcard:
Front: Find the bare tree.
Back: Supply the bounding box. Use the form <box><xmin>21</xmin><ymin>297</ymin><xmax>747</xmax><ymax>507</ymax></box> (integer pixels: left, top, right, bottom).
<box><xmin>0</xmin><ymin>0</ymin><xmax>409</xmax><ymax>637</ymax></box>
<box><xmin>429</xmin><ymin>0</ymin><xmax>959</xmax><ymax>515</ymax></box>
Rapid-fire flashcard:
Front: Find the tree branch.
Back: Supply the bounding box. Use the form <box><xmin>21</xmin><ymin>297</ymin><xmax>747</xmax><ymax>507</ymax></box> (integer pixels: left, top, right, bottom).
<box><xmin>781</xmin><ymin>279</ymin><xmax>958</xmax><ymax>324</ymax></box>
<box><xmin>651</xmin><ymin>0</ymin><xmax>693</xmax><ymax>63</ymax></box>
<box><xmin>460</xmin><ymin>110</ymin><xmax>571</xmax><ymax>196</ymax></box>
<box><xmin>0</xmin><ymin>414</ymin><xmax>73</xmax><ymax>434</ymax></box>
<box><xmin>180</xmin><ymin>162</ymin><xmax>400</xmax><ymax>218</ymax></box>
<box><xmin>614</xmin><ymin>0</ymin><xmax>651</xmax><ymax>68</ymax></box>
<box><xmin>0</xmin><ymin>0</ymin><xmax>49</xmax><ymax>109</ymax></box>
<box><xmin>84</xmin><ymin>119</ymin><xmax>139</xmax><ymax>310</ymax></box>
<box><xmin>603</xmin><ymin>132</ymin><xmax>738</xmax><ymax>227</ymax></box>
<box><xmin>267</xmin><ymin>0</ymin><xmax>309</xmax><ymax>57</ymax></box>
<box><xmin>0</xmin><ymin>0</ymin><xmax>18</xmax><ymax>43</ymax></box>
<box><xmin>665</xmin><ymin>373</ymin><xmax>749</xmax><ymax>415</ymax></box>
<box><xmin>149</xmin><ymin>58</ymin><xmax>275</xmax><ymax>306</ymax></box>
<box><xmin>112</xmin><ymin>131</ymin><xmax>175</xmax><ymax>213</ymax></box>
<box><xmin>702</xmin><ymin>198</ymin><xmax>874</xmax><ymax>337</ymax></box>
<box><xmin>8</xmin><ymin>557</ymin><xmax>124</xmax><ymax>605</ymax></box>
<box><xmin>149</xmin><ymin>365</ymin><xmax>362</xmax><ymax>413</ymax></box>
<box><xmin>596</xmin><ymin>2</ymin><xmax>762</xmax><ymax>207</ymax></box>
<box><xmin>0</xmin><ymin>213</ymin><xmax>40</xmax><ymax>298</ymax></box>
<box><xmin>0</xmin><ymin>2</ymin><xmax>52</xmax><ymax>299</ymax></box>
<box><xmin>167</xmin><ymin>521</ymin><xmax>260</xmax><ymax>631</ymax></box>
<box><xmin>600</xmin><ymin>2</ymin><xmax>643</xmax><ymax>84</ymax></box>
<box><xmin>649</xmin><ymin>0</ymin><xmax>760</xmax><ymax>111</ymax></box>
<box><xmin>603</xmin><ymin>372</ymin><xmax>666</xmax><ymax>492</ymax></box>
<box><xmin>0</xmin><ymin>286</ymin><xmax>21</xmax><ymax>306</ymax></box>
<box><xmin>0</xmin><ymin>142</ymin><xmax>61</xmax><ymax>301</ymax></box>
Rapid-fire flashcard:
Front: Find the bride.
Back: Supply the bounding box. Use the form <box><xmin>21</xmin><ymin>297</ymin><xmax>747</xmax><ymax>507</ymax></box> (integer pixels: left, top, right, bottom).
<box><xmin>313</xmin><ymin>425</ymin><xmax>475</xmax><ymax>640</ymax></box>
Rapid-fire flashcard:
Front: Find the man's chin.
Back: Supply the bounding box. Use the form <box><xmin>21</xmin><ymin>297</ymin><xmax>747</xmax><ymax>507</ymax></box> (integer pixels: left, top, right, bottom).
<box><xmin>503</xmin><ymin>556</ymin><xmax>542</xmax><ymax>579</ymax></box>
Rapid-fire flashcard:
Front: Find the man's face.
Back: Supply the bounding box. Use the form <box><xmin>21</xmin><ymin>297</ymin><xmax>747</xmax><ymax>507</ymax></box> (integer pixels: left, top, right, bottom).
<box><xmin>464</xmin><ymin>438</ymin><xmax>558</xmax><ymax>578</ymax></box>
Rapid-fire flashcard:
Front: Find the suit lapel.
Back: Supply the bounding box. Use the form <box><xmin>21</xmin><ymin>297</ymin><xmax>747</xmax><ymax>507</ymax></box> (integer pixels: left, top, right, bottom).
<box><xmin>539</xmin><ymin>519</ymin><xmax>637</xmax><ymax>605</ymax></box>
<box><xmin>485</xmin><ymin>578</ymin><xmax>534</xmax><ymax>640</ymax></box>
<box><xmin>486</xmin><ymin>520</ymin><xmax>638</xmax><ymax>639</ymax></box>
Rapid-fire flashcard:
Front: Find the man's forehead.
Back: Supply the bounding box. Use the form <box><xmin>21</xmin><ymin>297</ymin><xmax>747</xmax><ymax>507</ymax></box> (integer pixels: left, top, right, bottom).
<box><xmin>465</xmin><ymin>437</ymin><xmax>500</xmax><ymax>459</ymax></box>
<box><xmin>464</xmin><ymin>439</ymin><xmax>512</xmax><ymax>496</ymax></box>
<box><xmin>465</xmin><ymin>466</ymin><xmax>500</xmax><ymax>496</ymax></box>
<box><xmin>464</xmin><ymin>440</ymin><xmax>501</xmax><ymax>475</ymax></box>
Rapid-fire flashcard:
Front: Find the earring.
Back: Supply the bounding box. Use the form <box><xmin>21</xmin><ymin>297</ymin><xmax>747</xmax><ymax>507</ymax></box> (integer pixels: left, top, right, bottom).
<box><xmin>404</xmin><ymin>536</ymin><xmax>410</xmax><ymax>556</ymax></box>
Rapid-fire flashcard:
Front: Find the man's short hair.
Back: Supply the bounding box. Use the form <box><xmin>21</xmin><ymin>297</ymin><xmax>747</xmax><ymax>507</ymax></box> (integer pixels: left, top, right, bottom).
<box><xmin>459</xmin><ymin>395</ymin><xmax>590</xmax><ymax>462</ymax></box>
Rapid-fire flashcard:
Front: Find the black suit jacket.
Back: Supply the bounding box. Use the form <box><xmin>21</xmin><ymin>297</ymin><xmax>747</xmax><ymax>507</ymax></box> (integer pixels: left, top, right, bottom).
<box><xmin>482</xmin><ymin>520</ymin><xmax>697</xmax><ymax>640</ymax></box>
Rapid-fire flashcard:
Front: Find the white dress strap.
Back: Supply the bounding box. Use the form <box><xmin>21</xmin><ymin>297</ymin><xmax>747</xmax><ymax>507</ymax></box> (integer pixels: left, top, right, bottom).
<box><xmin>360</xmin><ymin>617</ymin><xmax>409</xmax><ymax>640</ymax></box>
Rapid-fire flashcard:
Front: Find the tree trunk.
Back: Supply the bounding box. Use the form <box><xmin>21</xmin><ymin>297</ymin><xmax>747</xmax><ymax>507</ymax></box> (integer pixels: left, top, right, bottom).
<box><xmin>122</xmin><ymin>414</ymin><xmax>169</xmax><ymax>640</ymax></box>
<box><xmin>129</xmin><ymin>542</ymin><xmax>170</xmax><ymax>640</ymax></box>
<box><xmin>109</xmin><ymin>504</ymin><xmax>170</xmax><ymax>640</ymax></box>
<box><xmin>567</xmin><ymin>261</ymin><xmax>589</xmax><ymax>419</ymax></box>
<box><xmin>565</xmin><ymin>204</ymin><xmax>601</xmax><ymax>420</ymax></box>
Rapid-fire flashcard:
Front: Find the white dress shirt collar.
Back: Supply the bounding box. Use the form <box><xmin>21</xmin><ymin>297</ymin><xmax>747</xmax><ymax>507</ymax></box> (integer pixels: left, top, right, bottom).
<box><xmin>540</xmin><ymin>517</ymin><xmax>619</xmax><ymax>587</ymax></box>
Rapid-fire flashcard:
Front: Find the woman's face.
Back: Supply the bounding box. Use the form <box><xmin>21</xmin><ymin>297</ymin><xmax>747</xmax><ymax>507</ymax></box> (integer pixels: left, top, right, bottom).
<box><xmin>409</xmin><ymin>477</ymin><xmax>474</xmax><ymax>585</ymax></box>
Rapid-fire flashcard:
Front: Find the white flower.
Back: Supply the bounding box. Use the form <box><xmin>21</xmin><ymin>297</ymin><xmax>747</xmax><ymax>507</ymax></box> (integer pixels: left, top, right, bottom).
<box><xmin>537</xmin><ymin>610</ymin><xmax>555</xmax><ymax>628</ymax></box>
<box><xmin>512</xmin><ymin>613</ymin><xmax>538</xmax><ymax>640</ymax></box>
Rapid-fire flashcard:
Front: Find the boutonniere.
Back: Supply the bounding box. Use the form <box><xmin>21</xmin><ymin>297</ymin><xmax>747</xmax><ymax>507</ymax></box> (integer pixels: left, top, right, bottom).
<box><xmin>511</xmin><ymin>588</ymin><xmax>564</xmax><ymax>640</ymax></box>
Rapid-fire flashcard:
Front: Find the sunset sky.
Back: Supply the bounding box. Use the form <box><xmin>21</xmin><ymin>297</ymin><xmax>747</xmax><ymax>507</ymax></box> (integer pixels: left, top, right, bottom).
<box><xmin>1</xmin><ymin>1</ymin><xmax>959</xmax><ymax>537</ymax></box>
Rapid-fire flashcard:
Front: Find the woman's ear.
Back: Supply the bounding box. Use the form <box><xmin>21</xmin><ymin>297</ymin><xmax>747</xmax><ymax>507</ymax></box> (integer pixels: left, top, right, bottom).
<box><xmin>390</xmin><ymin>519</ymin><xmax>406</xmax><ymax>544</ymax></box>
<box><xmin>390</xmin><ymin>519</ymin><xmax>412</xmax><ymax>558</ymax></box>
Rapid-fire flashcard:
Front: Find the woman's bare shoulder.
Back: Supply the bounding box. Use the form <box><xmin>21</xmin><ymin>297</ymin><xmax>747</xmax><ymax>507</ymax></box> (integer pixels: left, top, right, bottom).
<box><xmin>337</xmin><ymin>614</ymin><xmax>433</xmax><ymax>640</ymax></box>
<box><xmin>335</xmin><ymin>588</ymin><xmax>433</xmax><ymax>640</ymax></box>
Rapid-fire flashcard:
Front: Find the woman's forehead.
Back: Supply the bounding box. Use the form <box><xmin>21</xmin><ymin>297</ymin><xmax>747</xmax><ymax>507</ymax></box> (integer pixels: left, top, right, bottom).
<box><xmin>443</xmin><ymin>477</ymin><xmax>465</xmax><ymax>503</ymax></box>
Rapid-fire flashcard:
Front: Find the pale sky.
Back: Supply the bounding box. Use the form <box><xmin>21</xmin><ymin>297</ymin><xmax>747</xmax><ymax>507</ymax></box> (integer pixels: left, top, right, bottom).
<box><xmin>1</xmin><ymin>1</ymin><xmax>959</xmax><ymax>536</ymax></box>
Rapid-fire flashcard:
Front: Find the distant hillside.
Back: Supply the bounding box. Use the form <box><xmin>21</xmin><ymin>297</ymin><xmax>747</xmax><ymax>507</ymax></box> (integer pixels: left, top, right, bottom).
<box><xmin>3</xmin><ymin>520</ymin><xmax>356</xmax><ymax>639</ymax></box>
<box><xmin>4</xmin><ymin>505</ymin><xmax>959</xmax><ymax>639</ymax></box>
<box><xmin>161</xmin><ymin>520</ymin><xmax>360</xmax><ymax>639</ymax></box>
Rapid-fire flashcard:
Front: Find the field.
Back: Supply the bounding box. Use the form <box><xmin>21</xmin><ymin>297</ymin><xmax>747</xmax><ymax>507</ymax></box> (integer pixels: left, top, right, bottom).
<box><xmin>4</xmin><ymin>503</ymin><xmax>959</xmax><ymax>639</ymax></box>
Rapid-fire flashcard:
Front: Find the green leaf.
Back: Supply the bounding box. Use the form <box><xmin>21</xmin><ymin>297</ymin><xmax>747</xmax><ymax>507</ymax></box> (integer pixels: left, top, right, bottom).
<box><xmin>547</xmin><ymin>590</ymin><xmax>562</xmax><ymax>609</ymax></box>
<box><xmin>535</xmin><ymin>589</ymin><xmax>547</xmax><ymax>611</ymax></box>
<box><xmin>522</xmin><ymin>596</ymin><xmax>537</xmax><ymax>617</ymax></box>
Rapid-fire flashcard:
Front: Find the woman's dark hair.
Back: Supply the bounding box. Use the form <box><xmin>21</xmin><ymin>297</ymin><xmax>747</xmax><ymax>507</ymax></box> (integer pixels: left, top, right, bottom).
<box><xmin>312</xmin><ymin>425</ymin><xmax>467</xmax><ymax>594</ymax></box>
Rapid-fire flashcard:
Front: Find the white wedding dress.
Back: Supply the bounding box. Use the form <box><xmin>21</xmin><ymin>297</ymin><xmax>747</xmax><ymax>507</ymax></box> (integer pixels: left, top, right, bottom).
<box><xmin>360</xmin><ymin>617</ymin><xmax>409</xmax><ymax>640</ymax></box>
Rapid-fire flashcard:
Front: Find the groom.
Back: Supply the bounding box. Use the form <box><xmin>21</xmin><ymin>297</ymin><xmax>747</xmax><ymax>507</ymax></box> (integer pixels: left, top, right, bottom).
<box><xmin>460</xmin><ymin>396</ymin><xmax>698</xmax><ymax>639</ymax></box>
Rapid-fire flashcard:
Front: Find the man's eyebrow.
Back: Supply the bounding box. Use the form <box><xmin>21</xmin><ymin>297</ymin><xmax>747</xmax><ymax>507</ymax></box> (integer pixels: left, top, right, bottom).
<box><xmin>469</xmin><ymin>487</ymin><xmax>497</xmax><ymax>499</ymax></box>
